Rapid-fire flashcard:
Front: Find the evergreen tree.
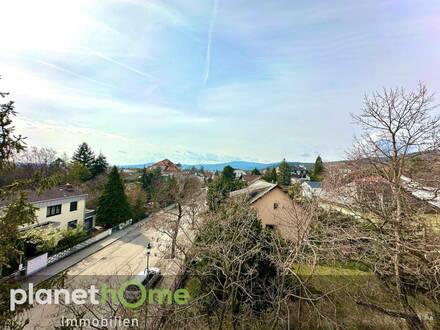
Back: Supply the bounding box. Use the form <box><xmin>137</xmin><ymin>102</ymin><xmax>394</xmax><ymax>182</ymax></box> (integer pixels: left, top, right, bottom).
<box><xmin>96</xmin><ymin>166</ymin><xmax>132</xmax><ymax>227</ymax></box>
<box><xmin>72</xmin><ymin>142</ymin><xmax>95</xmax><ymax>168</ymax></box>
<box><xmin>141</xmin><ymin>167</ymin><xmax>163</xmax><ymax>201</ymax></box>
<box><xmin>68</xmin><ymin>161</ymin><xmax>92</xmax><ymax>182</ymax></box>
<box><xmin>277</xmin><ymin>159</ymin><xmax>291</xmax><ymax>186</ymax></box>
<box><xmin>207</xmin><ymin>167</ymin><xmax>246</xmax><ymax>210</ymax></box>
<box><xmin>262</xmin><ymin>168</ymin><xmax>277</xmax><ymax>183</ymax></box>
<box><xmin>311</xmin><ymin>156</ymin><xmax>324</xmax><ymax>181</ymax></box>
<box><xmin>90</xmin><ymin>152</ymin><xmax>108</xmax><ymax>177</ymax></box>
<box><xmin>222</xmin><ymin>165</ymin><xmax>235</xmax><ymax>181</ymax></box>
<box><xmin>251</xmin><ymin>167</ymin><xmax>261</xmax><ymax>175</ymax></box>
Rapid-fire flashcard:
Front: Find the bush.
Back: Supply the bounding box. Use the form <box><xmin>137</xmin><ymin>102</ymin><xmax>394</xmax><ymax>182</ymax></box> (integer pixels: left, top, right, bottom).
<box><xmin>52</xmin><ymin>228</ymin><xmax>91</xmax><ymax>253</ymax></box>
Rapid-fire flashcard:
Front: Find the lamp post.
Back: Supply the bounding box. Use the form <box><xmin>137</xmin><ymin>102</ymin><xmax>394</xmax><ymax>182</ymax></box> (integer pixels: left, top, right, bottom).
<box><xmin>144</xmin><ymin>241</ymin><xmax>152</xmax><ymax>329</ymax></box>
<box><xmin>145</xmin><ymin>242</ymin><xmax>152</xmax><ymax>275</ymax></box>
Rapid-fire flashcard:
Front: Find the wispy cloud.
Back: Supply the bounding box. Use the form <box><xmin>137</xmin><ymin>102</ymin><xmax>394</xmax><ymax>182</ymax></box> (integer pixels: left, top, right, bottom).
<box><xmin>2</xmin><ymin>0</ymin><xmax>440</xmax><ymax>164</ymax></box>
<box><xmin>81</xmin><ymin>46</ymin><xmax>156</xmax><ymax>80</ymax></box>
<box><xmin>31</xmin><ymin>59</ymin><xmax>117</xmax><ymax>90</ymax></box>
<box><xmin>202</xmin><ymin>0</ymin><xmax>219</xmax><ymax>86</ymax></box>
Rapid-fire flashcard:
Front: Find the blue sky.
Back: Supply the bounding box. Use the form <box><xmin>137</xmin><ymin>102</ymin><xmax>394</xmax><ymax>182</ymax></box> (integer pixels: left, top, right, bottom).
<box><xmin>1</xmin><ymin>0</ymin><xmax>439</xmax><ymax>165</ymax></box>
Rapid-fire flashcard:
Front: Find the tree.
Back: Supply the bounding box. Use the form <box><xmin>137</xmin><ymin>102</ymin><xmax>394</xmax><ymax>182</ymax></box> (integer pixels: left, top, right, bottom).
<box><xmin>251</xmin><ymin>167</ymin><xmax>261</xmax><ymax>175</ymax></box>
<box><xmin>222</xmin><ymin>165</ymin><xmax>235</xmax><ymax>181</ymax></box>
<box><xmin>154</xmin><ymin>175</ymin><xmax>201</xmax><ymax>258</ymax></box>
<box><xmin>163</xmin><ymin>199</ymin><xmax>316</xmax><ymax>329</ymax></box>
<box><xmin>190</xmin><ymin>200</ymin><xmax>277</xmax><ymax>328</ymax></box>
<box><xmin>326</xmin><ymin>84</ymin><xmax>440</xmax><ymax>330</ymax></box>
<box><xmin>0</xmin><ymin>79</ymin><xmax>53</xmax><ymax>329</ymax></box>
<box><xmin>141</xmin><ymin>167</ymin><xmax>163</xmax><ymax>205</ymax></box>
<box><xmin>72</xmin><ymin>142</ymin><xmax>95</xmax><ymax>168</ymax></box>
<box><xmin>0</xmin><ymin>91</ymin><xmax>25</xmax><ymax>172</ymax></box>
<box><xmin>67</xmin><ymin>161</ymin><xmax>92</xmax><ymax>183</ymax></box>
<box><xmin>207</xmin><ymin>166</ymin><xmax>245</xmax><ymax>210</ymax></box>
<box><xmin>277</xmin><ymin>158</ymin><xmax>291</xmax><ymax>186</ymax></box>
<box><xmin>96</xmin><ymin>166</ymin><xmax>132</xmax><ymax>228</ymax></box>
<box><xmin>262</xmin><ymin>168</ymin><xmax>277</xmax><ymax>183</ymax></box>
<box><xmin>288</xmin><ymin>181</ymin><xmax>302</xmax><ymax>200</ymax></box>
<box><xmin>126</xmin><ymin>184</ymin><xmax>147</xmax><ymax>222</ymax></box>
<box><xmin>311</xmin><ymin>156</ymin><xmax>324</xmax><ymax>181</ymax></box>
<box><xmin>90</xmin><ymin>152</ymin><xmax>108</xmax><ymax>178</ymax></box>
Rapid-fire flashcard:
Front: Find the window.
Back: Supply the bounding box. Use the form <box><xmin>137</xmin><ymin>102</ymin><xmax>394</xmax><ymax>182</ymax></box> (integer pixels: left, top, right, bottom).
<box><xmin>47</xmin><ymin>204</ymin><xmax>62</xmax><ymax>217</ymax></box>
<box><xmin>70</xmin><ymin>201</ymin><xmax>78</xmax><ymax>212</ymax></box>
<box><xmin>68</xmin><ymin>220</ymin><xmax>78</xmax><ymax>229</ymax></box>
<box><xmin>273</xmin><ymin>202</ymin><xmax>279</xmax><ymax>209</ymax></box>
<box><xmin>266</xmin><ymin>224</ymin><xmax>275</xmax><ymax>230</ymax></box>
<box><xmin>84</xmin><ymin>217</ymin><xmax>94</xmax><ymax>231</ymax></box>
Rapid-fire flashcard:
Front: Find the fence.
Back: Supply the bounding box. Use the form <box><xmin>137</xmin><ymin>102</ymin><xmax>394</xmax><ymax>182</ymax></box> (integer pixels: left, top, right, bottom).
<box><xmin>2</xmin><ymin>219</ymin><xmax>134</xmax><ymax>282</ymax></box>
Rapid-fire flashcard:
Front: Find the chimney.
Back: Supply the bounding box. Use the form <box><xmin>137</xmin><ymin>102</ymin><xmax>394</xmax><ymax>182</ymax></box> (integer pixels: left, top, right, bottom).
<box><xmin>65</xmin><ymin>183</ymin><xmax>74</xmax><ymax>192</ymax></box>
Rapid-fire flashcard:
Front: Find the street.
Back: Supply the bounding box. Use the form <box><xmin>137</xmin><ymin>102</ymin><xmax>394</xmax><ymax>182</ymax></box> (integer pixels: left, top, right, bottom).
<box><xmin>22</xmin><ymin>201</ymin><xmax>203</xmax><ymax>329</ymax></box>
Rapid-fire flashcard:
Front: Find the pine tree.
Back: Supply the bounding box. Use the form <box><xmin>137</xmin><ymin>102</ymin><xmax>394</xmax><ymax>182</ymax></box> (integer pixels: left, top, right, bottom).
<box><xmin>90</xmin><ymin>152</ymin><xmax>108</xmax><ymax>177</ymax></box>
<box><xmin>222</xmin><ymin>165</ymin><xmax>235</xmax><ymax>181</ymax></box>
<box><xmin>96</xmin><ymin>166</ymin><xmax>132</xmax><ymax>227</ymax></box>
<box><xmin>277</xmin><ymin>159</ymin><xmax>291</xmax><ymax>186</ymax></box>
<box><xmin>262</xmin><ymin>168</ymin><xmax>277</xmax><ymax>183</ymax></box>
<box><xmin>72</xmin><ymin>142</ymin><xmax>95</xmax><ymax>168</ymax></box>
<box><xmin>251</xmin><ymin>167</ymin><xmax>261</xmax><ymax>175</ymax></box>
<box><xmin>311</xmin><ymin>156</ymin><xmax>324</xmax><ymax>181</ymax></box>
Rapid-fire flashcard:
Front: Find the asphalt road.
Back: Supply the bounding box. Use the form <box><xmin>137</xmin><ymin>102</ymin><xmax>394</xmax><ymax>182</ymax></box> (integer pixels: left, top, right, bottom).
<box><xmin>23</xmin><ymin>205</ymin><xmax>200</xmax><ymax>329</ymax></box>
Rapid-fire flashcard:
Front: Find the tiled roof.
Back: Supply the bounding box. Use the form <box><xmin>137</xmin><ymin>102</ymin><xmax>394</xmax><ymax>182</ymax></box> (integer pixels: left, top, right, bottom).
<box><xmin>147</xmin><ymin>159</ymin><xmax>181</xmax><ymax>173</ymax></box>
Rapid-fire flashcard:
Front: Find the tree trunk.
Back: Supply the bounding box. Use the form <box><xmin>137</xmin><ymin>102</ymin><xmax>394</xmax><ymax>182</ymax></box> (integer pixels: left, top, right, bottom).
<box><xmin>170</xmin><ymin>203</ymin><xmax>182</xmax><ymax>259</ymax></box>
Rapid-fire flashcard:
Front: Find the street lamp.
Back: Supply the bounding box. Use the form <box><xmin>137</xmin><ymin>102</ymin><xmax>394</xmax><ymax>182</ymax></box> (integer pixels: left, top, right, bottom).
<box><xmin>145</xmin><ymin>242</ymin><xmax>152</xmax><ymax>275</ymax></box>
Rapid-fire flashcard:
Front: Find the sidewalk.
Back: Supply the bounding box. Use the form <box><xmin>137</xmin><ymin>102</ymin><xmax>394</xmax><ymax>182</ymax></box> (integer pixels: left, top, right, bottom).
<box><xmin>22</xmin><ymin>217</ymin><xmax>150</xmax><ymax>287</ymax></box>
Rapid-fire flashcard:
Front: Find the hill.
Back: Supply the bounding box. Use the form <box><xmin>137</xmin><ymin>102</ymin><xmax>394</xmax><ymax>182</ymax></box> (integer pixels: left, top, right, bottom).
<box><xmin>121</xmin><ymin>160</ymin><xmax>314</xmax><ymax>172</ymax></box>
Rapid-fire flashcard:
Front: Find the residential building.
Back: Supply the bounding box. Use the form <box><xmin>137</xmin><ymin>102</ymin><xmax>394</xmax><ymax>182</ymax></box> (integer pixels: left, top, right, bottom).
<box><xmin>233</xmin><ymin>169</ymin><xmax>247</xmax><ymax>179</ymax></box>
<box><xmin>230</xmin><ymin>180</ymin><xmax>304</xmax><ymax>241</ymax></box>
<box><xmin>301</xmin><ymin>181</ymin><xmax>322</xmax><ymax>198</ymax></box>
<box><xmin>146</xmin><ymin>159</ymin><xmax>181</xmax><ymax>176</ymax></box>
<box><xmin>291</xmin><ymin>165</ymin><xmax>308</xmax><ymax>178</ymax></box>
<box><xmin>0</xmin><ymin>184</ymin><xmax>95</xmax><ymax>231</ymax></box>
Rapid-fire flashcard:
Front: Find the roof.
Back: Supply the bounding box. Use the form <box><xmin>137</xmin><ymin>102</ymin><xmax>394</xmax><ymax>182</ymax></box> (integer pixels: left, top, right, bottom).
<box><xmin>147</xmin><ymin>159</ymin><xmax>180</xmax><ymax>173</ymax></box>
<box><xmin>242</xmin><ymin>174</ymin><xmax>261</xmax><ymax>185</ymax></box>
<box><xmin>303</xmin><ymin>181</ymin><xmax>321</xmax><ymax>189</ymax></box>
<box><xmin>230</xmin><ymin>179</ymin><xmax>279</xmax><ymax>203</ymax></box>
<box><xmin>0</xmin><ymin>184</ymin><xmax>87</xmax><ymax>208</ymax></box>
<box><xmin>401</xmin><ymin>176</ymin><xmax>440</xmax><ymax>209</ymax></box>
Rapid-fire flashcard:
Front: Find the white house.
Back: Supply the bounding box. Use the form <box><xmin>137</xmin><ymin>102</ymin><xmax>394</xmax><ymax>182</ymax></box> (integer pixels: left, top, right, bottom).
<box><xmin>0</xmin><ymin>184</ymin><xmax>95</xmax><ymax>231</ymax></box>
<box><xmin>234</xmin><ymin>169</ymin><xmax>247</xmax><ymax>179</ymax></box>
<box><xmin>301</xmin><ymin>181</ymin><xmax>322</xmax><ymax>198</ymax></box>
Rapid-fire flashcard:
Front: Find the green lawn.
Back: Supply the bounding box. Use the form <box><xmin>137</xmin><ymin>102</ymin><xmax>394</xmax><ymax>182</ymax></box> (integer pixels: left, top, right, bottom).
<box><xmin>290</xmin><ymin>265</ymin><xmax>436</xmax><ymax>329</ymax></box>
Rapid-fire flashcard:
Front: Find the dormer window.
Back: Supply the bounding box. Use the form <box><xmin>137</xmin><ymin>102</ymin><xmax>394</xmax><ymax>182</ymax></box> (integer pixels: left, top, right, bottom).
<box><xmin>273</xmin><ymin>203</ymin><xmax>279</xmax><ymax>209</ymax></box>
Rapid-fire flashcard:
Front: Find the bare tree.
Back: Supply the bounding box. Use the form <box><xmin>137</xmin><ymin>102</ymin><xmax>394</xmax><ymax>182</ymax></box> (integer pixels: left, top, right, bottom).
<box><xmin>154</xmin><ymin>175</ymin><xmax>202</xmax><ymax>259</ymax></box>
<box><xmin>324</xmin><ymin>84</ymin><xmax>440</xmax><ymax>330</ymax></box>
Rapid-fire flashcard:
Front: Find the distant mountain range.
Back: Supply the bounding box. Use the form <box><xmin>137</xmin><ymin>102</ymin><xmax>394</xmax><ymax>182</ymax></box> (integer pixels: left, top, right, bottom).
<box><xmin>122</xmin><ymin>161</ymin><xmax>314</xmax><ymax>172</ymax></box>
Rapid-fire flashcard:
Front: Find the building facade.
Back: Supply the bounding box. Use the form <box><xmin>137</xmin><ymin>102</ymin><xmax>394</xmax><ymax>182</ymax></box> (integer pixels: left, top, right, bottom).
<box><xmin>1</xmin><ymin>184</ymin><xmax>95</xmax><ymax>231</ymax></box>
<box><xmin>231</xmin><ymin>180</ymin><xmax>305</xmax><ymax>241</ymax></box>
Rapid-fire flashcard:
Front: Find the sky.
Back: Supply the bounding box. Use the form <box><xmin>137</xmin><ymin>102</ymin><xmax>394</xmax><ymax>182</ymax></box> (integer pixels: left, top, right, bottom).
<box><xmin>0</xmin><ymin>0</ymin><xmax>440</xmax><ymax>165</ymax></box>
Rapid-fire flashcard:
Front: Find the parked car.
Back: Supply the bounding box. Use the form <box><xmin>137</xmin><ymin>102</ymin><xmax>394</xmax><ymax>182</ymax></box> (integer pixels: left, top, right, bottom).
<box><xmin>124</xmin><ymin>267</ymin><xmax>161</xmax><ymax>302</ymax></box>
